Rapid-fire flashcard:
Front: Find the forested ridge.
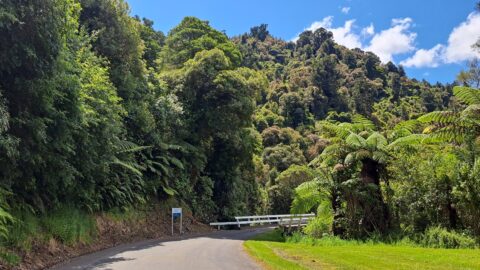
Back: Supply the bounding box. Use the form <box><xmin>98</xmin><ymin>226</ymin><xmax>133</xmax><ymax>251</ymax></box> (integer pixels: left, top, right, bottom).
<box><xmin>0</xmin><ymin>0</ymin><xmax>480</xmax><ymax>266</ymax></box>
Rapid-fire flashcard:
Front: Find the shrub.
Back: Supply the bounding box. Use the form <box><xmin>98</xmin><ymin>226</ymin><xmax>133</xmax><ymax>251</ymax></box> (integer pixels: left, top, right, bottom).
<box><xmin>303</xmin><ymin>216</ymin><xmax>331</xmax><ymax>238</ymax></box>
<box><xmin>422</xmin><ymin>226</ymin><xmax>476</xmax><ymax>249</ymax></box>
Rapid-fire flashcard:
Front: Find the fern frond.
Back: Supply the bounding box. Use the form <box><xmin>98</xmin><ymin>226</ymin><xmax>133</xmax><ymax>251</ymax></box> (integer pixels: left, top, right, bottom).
<box><xmin>110</xmin><ymin>159</ymin><xmax>143</xmax><ymax>176</ymax></box>
<box><xmin>351</xmin><ymin>114</ymin><xmax>375</xmax><ymax>131</ymax></box>
<box><xmin>116</xmin><ymin>140</ymin><xmax>152</xmax><ymax>154</ymax></box>
<box><xmin>461</xmin><ymin>104</ymin><xmax>480</xmax><ymax>120</ymax></box>
<box><xmin>388</xmin><ymin>134</ymin><xmax>428</xmax><ymax>148</ymax></box>
<box><xmin>453</xmin><ymin>86</ymin><xmax>480</xmax><ymax>106</ymax></box>
<box><xmin>345</xmin><ymin>132</ymin><xmax>366</xmax><ymax>148</ymax></box>
<box><xmin>291</xmin><ymin>180</ymin><xmax>328</xmax><ymax>214</ymax></box>
<box><xmin>372</xmin><ymin>150</ymin><xmax>389</xmax><ymax>164</ymax></box>
<box><xmin>391</xmin><ymin>119</ymin><xmax>423</xmax><ymax>139</ymax></box>
<box><xmin>418</xmin><ymin>111</ymin><xmax>458</xmax><ymax>125</ymax></box>
<box><xmin>167</xmin><ymin>156</ymin><xmax>184</xmax><ymax>169</ymax></box>
<box><xmin>366</xmin><ymin>132</ymin><xmax>387</xmax><ymax>150</ymax></box>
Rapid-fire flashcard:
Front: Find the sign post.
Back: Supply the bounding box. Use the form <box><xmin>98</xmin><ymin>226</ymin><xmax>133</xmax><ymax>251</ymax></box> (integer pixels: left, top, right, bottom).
<box><xmin>171</xmin><ymin>207</ymin><xmax>182</xmax><ymax>236</ymax></box>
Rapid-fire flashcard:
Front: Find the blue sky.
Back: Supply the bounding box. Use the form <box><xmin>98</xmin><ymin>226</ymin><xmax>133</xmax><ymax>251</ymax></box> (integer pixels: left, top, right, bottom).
<box><xmin>126</xmin><ymin>0</ymin><xmax>480</xmax><ymax>84</ymax></box>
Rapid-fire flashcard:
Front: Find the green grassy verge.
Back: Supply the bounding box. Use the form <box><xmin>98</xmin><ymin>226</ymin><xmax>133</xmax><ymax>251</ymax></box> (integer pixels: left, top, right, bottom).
<box><xmin>244</xmin><ymin>230</ymin><xmax>480</xmax><ymax>270</ymax></box>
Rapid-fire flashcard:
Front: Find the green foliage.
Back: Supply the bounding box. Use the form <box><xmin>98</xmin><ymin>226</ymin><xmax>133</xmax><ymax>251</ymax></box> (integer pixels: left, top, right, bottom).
<box><xmin>3</xmin><ymin>207</ymin><xmax>96</xmax><ymax>250</ymax></box>
<box><xmin>419</xmin><ymin>86</ymin><xmax>480</xmax><ymax>143</ymax></box>
<box><xmin>42</xmin><ymin>207</ymin><xmax>96</xmax><ymax>245</ymax></box>
<box><xmin>0</xmin><ymin>250</ymin><xmax>20</xmax><ymax>267</ymax></box>
<box><xmin>303</xmin><ymin>211</ymin><xmax>333</xmax><ymax>238</ymax></box>
<box><xmin>1</xmin><ymin>0</ymin><xmax>479</xmax><ymax>260</ymax></box>
<box><xmin>422</xmin><ymin>227</ymin><xmax>476</xmax><ymax>249</ymax></box>
<box><xmin>268</xmin><ymin>165</ymin><xmax>314</xmax><ymax>213</ymax></box>
<box><xmin>161</xmin><ymin>17</ymin><xmax>241</xmax><ymax>68</ymax></box>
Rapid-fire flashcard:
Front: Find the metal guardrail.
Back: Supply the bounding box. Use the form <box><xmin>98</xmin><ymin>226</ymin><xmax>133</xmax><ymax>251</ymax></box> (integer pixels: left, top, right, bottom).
<box><xmin>209</xmin><ymin>213</ymin><xmax>315</xmax><ymax>229</ymax></box>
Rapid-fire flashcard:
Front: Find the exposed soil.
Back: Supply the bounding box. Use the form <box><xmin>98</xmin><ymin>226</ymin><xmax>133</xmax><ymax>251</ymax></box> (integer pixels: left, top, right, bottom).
<box><xmin>1</xmin><ymin>205</ymin><xmax>213</xmax><ymax>270</ymax></box>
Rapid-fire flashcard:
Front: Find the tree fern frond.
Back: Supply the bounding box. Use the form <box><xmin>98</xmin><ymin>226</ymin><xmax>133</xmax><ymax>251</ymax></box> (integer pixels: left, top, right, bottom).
<box><xmin>116</xmin><ymin>140</ymin><xmax>152</xmax><ymax>154</ymax></box>
<box><xmin>319</xmin><ymin>121</ymin><xmax>351</xmax><ymax>139</ymax></box>
<box><xmin>366</xmin><ymin>132</ymin><xmax>387</xmax><ymax>150</ymax></box>
<box><xmin>418</xmin><ymin>111</ymin><xmax>458</xmax><ymax>125</ymax></box>
<box><xmin>372</xmin><ymin>150</ymin><xmax>389</xmax><ymax>164</ymax></box>
<box><xmin>162</xmin><ymin>186</ymin><xmax>177</xmax><ymax>196</ymax></box>
<box><xmin>110</xmin><ymin>159</ymin><xmax>143</xmax><ymax>176</ymax></box>
<box><xmin>461</xmin><ymin>104</ymin><xmax>480</xmax><ymax>120</ymax></box>
<box><xmin>167</xmin><ymin>156</ymin><xmax>184</xmax><ymax>169</ymax></box>
<box><xmin>354</xmin><ymin>149</ymin><xmax>371</xmax><ymax>161</ymax></box>
<box><xmin>388</xmin><ymin>134</ymin><xmax>427</xmax><ymax>148</ymax></box>
<box><xmin>453</xmin><ymin>86</ymin><xmax>480</xmax><ymax>106</ymax></box>
<box><xmin>351</xmin><ymin>114</ymin><xmax>375</xmax><ymax>131</ymax></box>
<box><xmin>291</xmin><ymin>180</ymin><xmax>329</xmax><ymax>214</ymax></box>
<box><xmin>322</xmin><ymin>143</ymin><xmax>343</xmax><ymax>156</ymax></box>
<box><xmin>391</xmin><ymin>119</ymin><xmax>423</xmax><ymax>139</ymax></box>
<box><xmin>345</xmin><ymin>132</ymin><xmax>366</xmax><ymax>148</ymax></box>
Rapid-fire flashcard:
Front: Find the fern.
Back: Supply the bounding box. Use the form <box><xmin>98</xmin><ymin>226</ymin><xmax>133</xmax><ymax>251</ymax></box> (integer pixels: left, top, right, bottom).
<box><xmin>115</xmin><ymin>140</ymin><xmax>152</xmax><ymax>154</ymax></box>
<box><xmin>352</xmin><ymin>114</ymin><xmax>375</xmax><ymax>131</ymax></box>
<box><xmin>453</xmin><ymin>86</ymin><xmax>480</xmax><ymax>105</ymax></box>
<box><xmin>345</xmin><ymin>132</ymin><xmax>366</xmax><ymax>148</ymax></box>
<box><xmin>110</xmin><ymin>159</ymin><xmax>143</xmax><ymax>176</ymax></box>
<box><xmin>366</xmin><ymin>132</ymin><xmax>387</xmax><ymax>150</ymax></box>
<box><xmin>291</xmin><ymin>179</ymin><xmax>329</xmax><ymax>214</ymax></box>
<box><xmin>419</xmin><ymin>111</ymin><xmax>457</xmax><ymax>125</ymax></box>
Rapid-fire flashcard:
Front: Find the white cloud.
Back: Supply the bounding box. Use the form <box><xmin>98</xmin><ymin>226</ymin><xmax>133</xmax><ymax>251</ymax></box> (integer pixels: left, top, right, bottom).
<box><xmin>401</xmin><ymin>12</ymin><xmax>480</xmax><ymax>68</ymax></box>
<box><xmin>361</xmin><ymin>23</ymin><xmax>375</xmax><ymax>36</ymax></box>
<box><xmin>293</xmin><ymin>11</ymin><xmax>480</xmax><ymax>68</ymax></box>
<box><xmin>444</xmin><ymin>12</ymin><xmax>480</xmax><ymax>63</ymax></box>
<box><xmin>365</xmin><ymin>17</ymin><xmax>417</xmax><ymax>63</ymax></box>
<box><xmin>293</xmin><ymin>17</ymin><xmax>417</xmax><ymax>62</ymax></box>
<box><xmin>400</xmin><ymin>44</ymin><xmax>445</xmax><ymax>68</ymax></box>
<box><xmin>341</xmin><ymin>6</ymin><xmax>351</xmax><ymax>14</ymax></box>
<box><xmin>305</xmin><ymin>16</ymin><xmax>334</xmax><ymax>31</ymax></box>
<box><xmin>301</xmin><ymin>16</ymin><xmax>362</xmax><ymax>49</ymax></box>
<box><xmin>330</xmin><ymin>20</ymin><xmax>362</xmax><ymax>49</ymax></box>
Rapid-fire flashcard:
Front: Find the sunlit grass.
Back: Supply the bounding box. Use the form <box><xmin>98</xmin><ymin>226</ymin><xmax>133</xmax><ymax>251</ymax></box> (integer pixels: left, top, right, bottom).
<box><xmin>245</xmin><ymin>230</ymin><xmax>480</xmax><ymax>270</ymax></box>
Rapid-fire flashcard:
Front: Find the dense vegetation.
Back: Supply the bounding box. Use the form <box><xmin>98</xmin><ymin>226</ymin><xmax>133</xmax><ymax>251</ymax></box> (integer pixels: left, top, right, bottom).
<box><xmin>0</xmin><ymin>0</ymin><xmax>479</xmax><ymax>264</ymax></box>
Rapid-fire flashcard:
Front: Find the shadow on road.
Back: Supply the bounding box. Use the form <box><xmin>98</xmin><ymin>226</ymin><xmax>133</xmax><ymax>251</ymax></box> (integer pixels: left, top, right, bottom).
<box><xmin>51</xmin><ymin>226</ymin><xmax>274</xmax><ymax>270</ymax></box>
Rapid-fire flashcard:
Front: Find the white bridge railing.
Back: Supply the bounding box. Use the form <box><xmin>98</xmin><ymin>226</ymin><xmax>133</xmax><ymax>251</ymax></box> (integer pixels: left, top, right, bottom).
<box><xmin>209</xmin><ymin>213</ymin><xmax>315</xmax><ymax>229</ymax></box>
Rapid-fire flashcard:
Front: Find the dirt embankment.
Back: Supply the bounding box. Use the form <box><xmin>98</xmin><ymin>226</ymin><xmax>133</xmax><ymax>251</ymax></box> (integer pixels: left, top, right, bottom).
<box><xmin>3</xmin><ymin>205</ymin><xmax>212</xmax><ymax>270</ymax></box>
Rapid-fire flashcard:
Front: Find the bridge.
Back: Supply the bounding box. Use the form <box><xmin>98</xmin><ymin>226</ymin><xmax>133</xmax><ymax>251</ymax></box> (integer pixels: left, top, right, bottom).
<box><xmin>209</xmin><ymin>213</ymin><xmax>315</xmax><ymax>231</ymax></box>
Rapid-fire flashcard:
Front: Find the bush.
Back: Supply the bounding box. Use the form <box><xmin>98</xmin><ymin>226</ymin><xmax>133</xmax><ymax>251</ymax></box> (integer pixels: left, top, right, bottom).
<box><xmin>303</xmin><ymin>216</ymin><xmax>331</xmax><ymax>238</ymax></box>
<box><xmin>422</xmin><ymin>226</ymin><xmax>476</xmax><ymax>249</ymax></box>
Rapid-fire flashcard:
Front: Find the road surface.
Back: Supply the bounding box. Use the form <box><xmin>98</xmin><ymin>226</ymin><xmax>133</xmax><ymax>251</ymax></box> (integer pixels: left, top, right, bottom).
<box><xmin>51</xmin><ymin>227</ymin><xmax>272</xmax><ymax>270</ymax></box>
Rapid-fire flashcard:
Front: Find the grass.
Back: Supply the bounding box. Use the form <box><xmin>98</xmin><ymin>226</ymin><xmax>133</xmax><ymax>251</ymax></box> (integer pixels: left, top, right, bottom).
<box><xmin>244</xmin><ymin>230</ymin><xmax>480</xmax><ymax>270</ymax></box>
<box><xmin>2</xmin><ymin>206</ymin><xmax>97</xmax><ymax>250</ymax></box>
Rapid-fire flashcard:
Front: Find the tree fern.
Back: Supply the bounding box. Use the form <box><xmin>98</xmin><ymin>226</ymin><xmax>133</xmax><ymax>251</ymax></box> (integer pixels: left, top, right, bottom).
<box><xmin>416</xmin><ymin>86</ymin><xmax>480</xmax><ymax>144</ymax></box>
<box><xmin>291</xmin><ymin>178</ymin><xmax>330</xmax><ymax>214</ymax></box>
